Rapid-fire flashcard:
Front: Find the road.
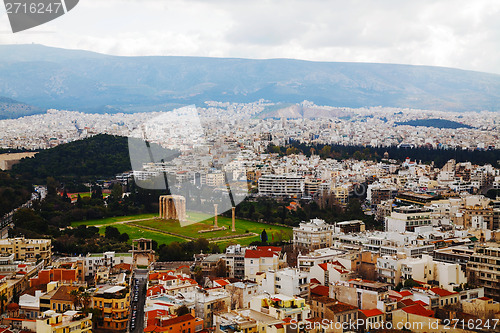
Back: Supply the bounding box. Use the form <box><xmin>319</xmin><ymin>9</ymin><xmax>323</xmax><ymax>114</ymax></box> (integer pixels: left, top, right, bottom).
<box><xmin>0</xmin><ymin>185</ymin><xmax>46</xmax><ymax>238</ymax></box>
<box><xmin>130</xmin><ymin>269</ymin><xmax>148</xmax><ymax>333</ymax></box>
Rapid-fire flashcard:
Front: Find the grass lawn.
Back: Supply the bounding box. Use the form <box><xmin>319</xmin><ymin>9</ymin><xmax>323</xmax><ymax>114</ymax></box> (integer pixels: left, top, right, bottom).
<box><xmin>72</xmin><ymin>212</ymin><xmax>292</xmax><ymax>248</ymax></box>
<box><xmin>133</xmin><ymin>214</ymin><xmax>292</xmax><ymax>240</ymax></box>
<box><xmin>97</xmin><ymin>223</ymin><xmax>187</xmax><ymax>244</ymax></box>
<box><xmin>72</xmin><ymin>214</ymin><xmax>156</xmax><ymax>227</ymax></box>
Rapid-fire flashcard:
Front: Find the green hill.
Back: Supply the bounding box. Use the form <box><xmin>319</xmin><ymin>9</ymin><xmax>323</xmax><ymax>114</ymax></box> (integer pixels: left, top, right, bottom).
<box><xmin>12</xmin><ymin>134</ymin><xmax>131</xmax><ymax>181</ymax></box>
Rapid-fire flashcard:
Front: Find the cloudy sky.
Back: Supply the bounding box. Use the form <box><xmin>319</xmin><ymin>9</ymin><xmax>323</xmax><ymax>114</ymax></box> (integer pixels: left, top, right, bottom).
<box><xmin>1</xmin><ymin>0</ymin><xmax>500</xmax><ymax>74</ymax></box>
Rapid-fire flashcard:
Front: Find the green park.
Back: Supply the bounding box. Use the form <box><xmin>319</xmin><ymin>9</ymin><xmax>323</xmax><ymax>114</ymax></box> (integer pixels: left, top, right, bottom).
<box><xmin>71</xmin><ymin>211</ymin><xmax>293</xmax><ymax>248</ymax></box>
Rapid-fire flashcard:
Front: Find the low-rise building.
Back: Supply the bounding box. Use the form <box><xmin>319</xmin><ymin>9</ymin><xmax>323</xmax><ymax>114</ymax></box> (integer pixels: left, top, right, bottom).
<box><xmin>85</xmin><ymin>251</ymin><xmax>133</xmax><ymax>277</ymax></box>
<box><xmin>36</xmin><ymin>310</ymin><xmax>92</xmax><ymax>333</ymax></box>
<box><xmin>0</xmin><ymin>237</ymin><xmax>51</xmax><ymax>263</ymax></box>
<box><xmin>250</xmin><ymin>294</ymin><xmax>310</xmax><ymax>322</ymax></box>
<box><xmin>244</xmin><ymin>246</ymin><xmax>286</xmax><ymax>281</ymax></box>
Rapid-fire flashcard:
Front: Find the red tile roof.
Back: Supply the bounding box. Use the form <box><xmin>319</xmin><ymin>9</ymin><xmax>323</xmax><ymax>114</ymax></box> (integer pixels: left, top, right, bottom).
<box><xmin>245</xmin><ymin>249</ymin><xmax>277</xmax><ymax>258</ymax></box>
<box><xmin>318</xmin><ymin>263</ymin><xmax>328</xmax><ymax>271</ymax></box>
<box><xmin>334</xmin><ymin>267</ymin><xmax>349</xmax><ymax>274</ymax></box>
<box><xmin>214</xmin><ymin>279</ymin><xmax>230</xmax><ymax>287</ymax></box>
<box><xmin>478</xmin><ymin>297</ymin><xmax>491</xmax><ymax>301</ymax></box>
<box><xmin>360</xmin><ymin>308</ymin><xmax>383</xmax><ymax>317</ymax></box>
<box><xmin>430</xmin><ymin>287</ymin><xmax>457</xmax><ymax>297</ymax></box>
<box><xmin>256</xmin><ymin>246</ymin><xmax>282</xmax><ymax>252</ymax></box>
<box><xmin>327</xmin><ymin>302</ymin><xmax>358</xmax><ymax>313</ymax></box>
<box><xmin>147</xmin><ymin>285</ymin><xmax>166</xmax><ymax>297</ymax></box>
<box><xmin>311</xmin><ymin>285</ymin><xmax>329</xmax><ymax>297</ymax></box>
<box><xmin>310</xmin><ymin>278</ymin><xmax>321</xmax><ymax>285</ymax></box>
<box><xmin>415</xmin><ymin>300</ymin><xmax>428</xmax><ymax>307</ymax></box>
<box><xmin>398</xmin><ymin>290</ymin><xmax>413</xmax><ymax>297</ymax></box>
<box><xmin>400</xmin><ymin>299</ymin><xmax>416</xmax><ymax>306</ymax></box>
<box><xmin>330</xmin><ymin>260</ymin><xmax>346</xmax><ymax>269</ymax></box>
<box><xmin>160</xmin><ymin>314</ymin><xmax>195</xmax><ymax>326</ymax></box>
<box><xmin>402</xmin><ymin>304</ymin><xmax>434</xmax><ymax>318</ymax></box>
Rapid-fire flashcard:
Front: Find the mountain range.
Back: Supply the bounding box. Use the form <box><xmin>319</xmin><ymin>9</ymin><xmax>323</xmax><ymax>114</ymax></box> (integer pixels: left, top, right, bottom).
<box><xmin>0</xmin><ymin>44</ymin><xmax>499</xmax><ymax>115</ymax></box>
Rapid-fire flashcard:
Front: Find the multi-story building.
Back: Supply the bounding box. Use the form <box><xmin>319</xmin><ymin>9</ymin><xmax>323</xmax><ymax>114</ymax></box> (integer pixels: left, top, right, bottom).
<box><xmin>206</xmin><ymin>169</ymin><xmax>225</xmax><ymax>187</ymax></box>
<box><xmin>385</xmin><ymin>206</ymin><xmax>433</xmax><ymax>232</ymax></box>
<box><xmin>466</xmin><ymin>245</ymin><xmax>500</xmax><ymax>301</ymax></box>
<box><xmin>367</xmin><ymin>183</ymin><xmax>397</xmax><ymax>206</ymax></box>
<box><xmin>260</xmin><ymin>268</ymin><xmax>309</xmax><ymax>298</ymax></box>
<box><xmin>250</xmin><ymin>294</ymin><xmax>310</xmax><ymax>323</ymax></box>
<box><xmin>190</xmin><ymin>288</ymin><xmax>231</xmax><ymax>328</ymax></box>
<box><xmin>225</xmin><ymin>245</ymin><xmax>246</xmax><ymax>279</ymax></box>
<box><xmin>85</xmin><ymin>251</ymin><xmax>133</xmax><ymax>277</ymax></box>
<box><xmin>36</xmin><ymin>310</ymin><xmax>92</xmax><ymax>333</ymax></box>
<box><xmin>310</xmin><ymin>261</ymin><xmax>352</xmax><ymax>286</ymax></box>
<box><xmin>293</xmin><ymin>218</ymin><xmax>334</xmax><ymax>252</ymax></box>
<box><xmin>92</xmin><ymin>285</ymin><xmax>130</xmax><ymax>332</ymax></box>
<box><xmin>39</xmin><ymin>284</ymin><xmax>79</xmax><ymax>313</ymax></box>
<box><xmin>244</xmin><ymin>246</ymin><xmax>286</xmax><ymax>281</ymax></box>
<box><xmin>378</xmin><ymin>254</ymin><xmax>466</xmax><ymax>290</ymax></box>
<box><xmin>463</xmin><ymin>206</ymin><xmax>494</xmax><ymax>230</ymax></box>
<box><xmin>225</xmin><ymin>281</ymin><xmax>259</xmax><ymax>309</ymax></box>
<box><xmin>0</xmin><ymin>237</ymin><xmax>51</xmax><ymax>263</ymax></box>
<box><xmin>144</xmin><ymin>313</ymin><xmax>202</xmax><ymax>333</ymax></box>
<box><xmin>297</xmin><ymin>248</ymin><xmax>349</xmax><ymax>271</ymax></box>
<box><xmin>258</xmin><ymin>174</ymin><xmax>304</xmax><ymax>197</ymax></box>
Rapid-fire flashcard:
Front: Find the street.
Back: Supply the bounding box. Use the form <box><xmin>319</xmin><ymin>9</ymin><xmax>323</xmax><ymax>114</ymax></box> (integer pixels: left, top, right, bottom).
<box><xmin>130</xmin><ymin>269</ymin><xmax>148</xmax><ymax>333</ymax></box>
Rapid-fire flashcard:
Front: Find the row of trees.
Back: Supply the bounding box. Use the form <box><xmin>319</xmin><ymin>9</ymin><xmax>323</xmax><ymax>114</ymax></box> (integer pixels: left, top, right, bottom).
<box><xmin>267</xmin><ymin>141</ymin><xmax>500</xmax><ymax>168</ymax></box>
<box><xmin>226</xmin><ymin>196</ymin><xmax>379</xmax><ymax>229</ymax></box>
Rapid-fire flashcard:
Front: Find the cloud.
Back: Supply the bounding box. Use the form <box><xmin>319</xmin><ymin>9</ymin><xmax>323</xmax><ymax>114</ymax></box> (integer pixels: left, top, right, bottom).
<box><xmin>0</xmin><ymin>0</ymin><xmax>499</xmax><ymax>74</ymax></box>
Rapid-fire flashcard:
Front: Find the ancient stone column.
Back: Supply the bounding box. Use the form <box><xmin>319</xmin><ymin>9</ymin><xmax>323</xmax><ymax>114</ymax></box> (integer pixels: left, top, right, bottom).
<box><xmin>159</xmin><ymin>197</ymin><xmax>163</xmax><ymax>218</ymax></box>
<box><xmin>214</xmin><ymin>204</ymin><xmax>218</xmax><ymax>227</ymax></box>
<box><xmin>232</xmin><ymin>207</ymin><xmax>236</xmax><ymax>232</ymax></box>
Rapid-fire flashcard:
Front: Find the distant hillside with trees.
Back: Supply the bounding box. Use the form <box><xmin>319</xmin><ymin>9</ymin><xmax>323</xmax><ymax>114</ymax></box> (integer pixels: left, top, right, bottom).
<box><xmin>395</xmin><ymin>118</ymin><xmax>473</xmax><ymax>129</ymax></box>
<box><xmin>12</xmin><ymin>134</ymin><xmax>132</xmax><ymax>182</ymax></box>
<box><xmin>267</xmin><ymin>142</ymin><xmax>500</xmax><ymax>168</ymax></box>
<box><xmin>0</xmin><ymin>171</ymin><xmax>31</xmax><ymax>217</ymax></box>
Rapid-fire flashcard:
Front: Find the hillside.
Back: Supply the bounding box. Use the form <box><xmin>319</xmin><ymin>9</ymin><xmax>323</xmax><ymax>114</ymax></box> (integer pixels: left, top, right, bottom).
<box><xmin>395</xmin><ymin>119</ymin><xmax>474</xmax><ymax>129</ymax></box>
<box><xmin>11</xmin><ymin>134</ymin><xmax>132</xmax><ymax>181</ymax></box>
<box><xmin>0</xmin><ymin>44</ymin><xmax>499</xmax><ymax>113</ymax></box>
<box><xmin>0</xmin><ymin>96</ymin><xmax>43</xmax><ymax>119</ymax></box>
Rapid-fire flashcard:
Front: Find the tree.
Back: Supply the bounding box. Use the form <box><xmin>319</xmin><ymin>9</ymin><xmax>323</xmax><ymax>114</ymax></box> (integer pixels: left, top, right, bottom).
<box><xmin>46</xmin><ymin>177</ymin><xmax>58</xmax><ymax>196</ymax></box>
<box><xmin>62</xmin><ymin>189</ymin><xmax>71</xmax><ymax>203</ymax></box>
<box><xmin>91</xmin><ymin>185</ymin><xmax>103</xmax><ymax>200</ymax></box>
<box><xmin>110</xmin><ymin>183</ymin><xmax>123</xmax><ymax>201</ymax></box>
<box><xmin>175</xmin><ymin>305</ymin><xmax>190</xmax><ymax>316</ymax></box>
<box><xmin>76</xmin><ymin>194</ymin><xmax>83</xmax><ymax>208</ymax></box>
<box><xmin>70</xmin><ymin>289</ymin><xmax>81</xmax><ymax>309</ymax></box>
<box><xmin>320</xmin><ymin>145</ymin><xmax>331</xmax><ymax>158</ymax></box>
<box><xmin>261</xmin><ymin>229</ymin><xmax>268</xmax><ymax>243</ymax></box>
<box><xmin>0</xmin><ymin>293</ymin><xmax>7</xmax><ymax>314</ymax></box>
<box><xmin>118</xmin><ymin>232</ymin><xmax>129</xmax><ymax>242</ymax></box>
<box><xmin>105</xmin><ymin>226</ymin><xmax>120</xmax><ymax>240</ymax></box>
<box><xmin>403</xmin><ymin>278</ymin><xmax>420</xmax><ymax>288</ymax></box>
<box><xmin>213</xmin><ymin>260</ymin><xmax>227</xmax><ymax>277</ymax></box>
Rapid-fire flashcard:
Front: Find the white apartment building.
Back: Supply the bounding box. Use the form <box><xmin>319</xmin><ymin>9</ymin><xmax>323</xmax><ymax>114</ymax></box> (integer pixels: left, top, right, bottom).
<box><xmin>244</xmin><ymin>247</ymin><xmax>285</xmax><ymax>281</ymax></box>
<box><xmin>293</xmin><ymin>218</ymin><xmax>334</xmax><ymax>251</ymax></box>
<box><xmin>258</xmin><ymin>174</ymin><xmax>304</xmax><ymax>197</ymax></box>
<box><xmin>378</xmin><ymin>254</ymin><xmax>466</xmax><ymax>290</ymax></box>
<box><xmin>206</xmin><ymin>169</ymin><xmax>226</xmax><ymax>187</ymax></box>
<box><xmin>297</xmin><ymin>248</ymin><xmax>348</xmax><ymax>271</ymax></box>
<box><xmin>260</xmin><ymin>268</ymin><xmax>309</xmax><ymax>298</ymax></box>
<box><xmin>310</xmin><ymin>261</ymin><xmax>352</xmax><ymax>286</ymax></box>
<box><xmin>385</xmin><ymin>206</ymin><xmax>434</xmax><ymax>232</ymax></box>
<box><xmin>85</xmin><ymin>251</ymin><xmax>133</xmax><ymax>277</ymax></box>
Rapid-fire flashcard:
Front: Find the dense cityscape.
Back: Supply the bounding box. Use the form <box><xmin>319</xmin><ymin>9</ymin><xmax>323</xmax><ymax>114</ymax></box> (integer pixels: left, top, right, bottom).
<box><xmin>0</xmin><ymin>100</ymin><xmax>499</xmax><ymax>333</ymax></box>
